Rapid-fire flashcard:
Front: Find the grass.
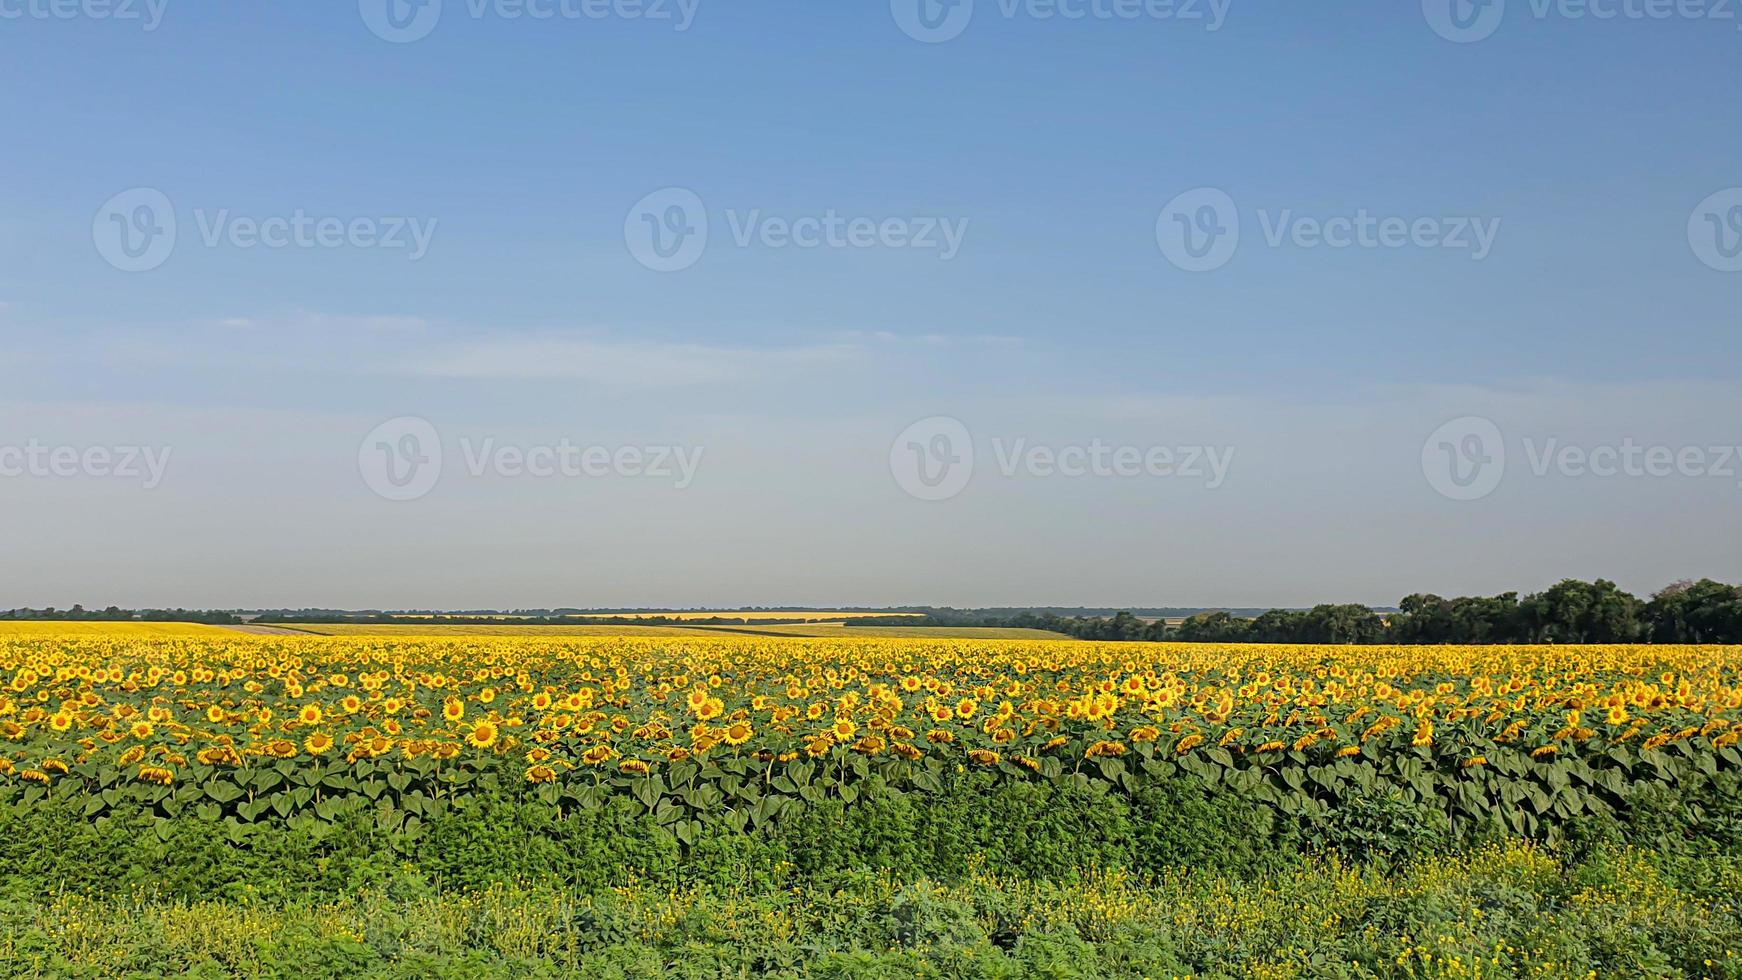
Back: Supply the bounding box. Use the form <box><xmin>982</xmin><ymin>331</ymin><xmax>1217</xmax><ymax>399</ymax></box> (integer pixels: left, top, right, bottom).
<box><xmin>2</xmin><ymin>846</ymin><xmax>1738</xmax><ymax>978</ymax></box>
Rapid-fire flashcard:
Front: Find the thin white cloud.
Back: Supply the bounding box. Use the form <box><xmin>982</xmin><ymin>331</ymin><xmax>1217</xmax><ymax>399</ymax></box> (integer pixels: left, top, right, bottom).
<box><xmin>215</xmin><ymin>311</ymin><xmax>430</xmax><ymax>333</ymax></box>
<box><xmin>393</xmin><ymin>336</ymin><xmax>861</xmax><ymax>386</ymax></box>
<box><xmin>834</xmin><ymin>329</ymin><xmax>1024</xmax><ymax>347</ymax></box>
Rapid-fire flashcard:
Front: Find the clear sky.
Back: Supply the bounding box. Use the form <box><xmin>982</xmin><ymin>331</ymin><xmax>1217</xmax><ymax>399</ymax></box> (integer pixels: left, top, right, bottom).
<box><xmin>2</xmin><ymin>1</ymin><xmax>1739</xmax><ymax>609</ymax></box>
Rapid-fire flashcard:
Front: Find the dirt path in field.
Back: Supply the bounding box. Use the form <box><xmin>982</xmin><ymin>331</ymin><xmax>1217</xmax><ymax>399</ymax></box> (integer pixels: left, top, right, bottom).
<box><xmin>221</xmin><ymin>625</ymin><xmax>313</xmax><ymax>635</ymax></box>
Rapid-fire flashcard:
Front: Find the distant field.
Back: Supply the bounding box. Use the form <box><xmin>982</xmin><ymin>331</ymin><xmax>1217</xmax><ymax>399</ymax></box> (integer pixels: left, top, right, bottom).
<box><xmin>733</xmin><ymin>624</ymin><xmax>1070</xmax><ymax>640</ymax></box>
<box><xmin>0</xmin><ymin>621</ymin><xmax>231</xmax><ymax>636</ymax></box>
<box><xmin>588</xmin><ymin>611</ymin><xmax>925</xmax><ymax>622</ymax></box>
<box><xmin>279</xmin><ymin>623</ymin><xmax>728</xmax><ymax>637</ymax></box>
<box><xmin>390</xmin><ymin>611</ymin><xmax>925</xmax><ymax>622</ymax></box>
<box><xmin>276</xmin><ymin>622</ymin><xmax>1067</xmax><ymax>640</ymax></box>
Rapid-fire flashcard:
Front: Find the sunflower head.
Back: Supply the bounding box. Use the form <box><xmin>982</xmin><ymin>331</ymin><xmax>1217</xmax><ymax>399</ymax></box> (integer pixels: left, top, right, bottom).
<box><xmin>466</xmin><ymin>720</ymin><xmax>500</xmax><ymax>749</ymax></box>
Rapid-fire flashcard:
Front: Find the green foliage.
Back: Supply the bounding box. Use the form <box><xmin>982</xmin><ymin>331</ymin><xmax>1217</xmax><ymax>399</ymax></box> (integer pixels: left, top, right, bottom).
<box><xmin>3</xmin><ymin>848</ymin><xmax>1742</xmax><ymax>979</ymax></box>
<box><xmin>6</xmin><ymin>751</ymin><xmax>1742</xmax><ymax>908</ymax></box>
<box><xmin>12</xmin><ymin>719</ymin><xmax>1740</xmax><ymax>864</ymax></box>
<box><xmin>1304</xmin><ymin>786</ymin><xmax>1452</xmax><ymax>864</ymax></box>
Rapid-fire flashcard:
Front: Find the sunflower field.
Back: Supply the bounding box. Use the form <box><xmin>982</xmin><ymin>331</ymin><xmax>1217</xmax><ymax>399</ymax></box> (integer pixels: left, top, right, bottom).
<box><xmin>4</xmin><ymin>629</ymin><xmax>1742</xmax><ymax>975</ymax></box>
<box><xmin>4</xmin><ymin>631</ymin><xmax>1742</xmax><ymax>851</ymax></box>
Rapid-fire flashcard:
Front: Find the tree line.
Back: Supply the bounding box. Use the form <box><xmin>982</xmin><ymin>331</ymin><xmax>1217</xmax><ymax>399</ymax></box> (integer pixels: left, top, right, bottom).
<box><xmin>868</xmin><ymin>578</ymin><xmax>1742</xmax><ymax>644</ymax></box>
<box><xmin>7</xmin><ymin>579</ymin><xmax>1741</xmax><ymax>643</ymax></box>
<box><xmin>0</xmin><ymin>605</ymin><xmax>244</xmax><ymax>625</ymax></box>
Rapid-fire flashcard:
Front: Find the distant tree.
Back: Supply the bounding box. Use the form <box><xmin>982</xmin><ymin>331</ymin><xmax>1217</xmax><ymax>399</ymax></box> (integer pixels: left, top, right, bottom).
<box><xmin>1391</xmin><ymin>594</ymin><xmax>1452</xmax><ymax>643</ymax></box>
<box><xmin>1174</xmin><ymin>611</ymin><xmax>1252</xmax><ymax>643</ymax></box>
<box><xmin>1520</xmin><ymin>579</ymin><xmax>1644</xmax><ymax>643</ymax></box>
<box><xmin>1298</xmin><ymin>604</ymin><xmax>1386</xmax><ymax>644</ymax></box>
<box><xmin>1646</xmin><ymin>579</ymin><xmax>1742</xmax><ymax>643</ymax></box>
<box><xmin>1248</xmin><ymin>609</ymin><xmax>1307</xmax><ymax>643</ymax></box>
<box><xmin>1394</xmin><ymin>592</ymin><xmax>1527</xmax><ymax>644</ymax></box>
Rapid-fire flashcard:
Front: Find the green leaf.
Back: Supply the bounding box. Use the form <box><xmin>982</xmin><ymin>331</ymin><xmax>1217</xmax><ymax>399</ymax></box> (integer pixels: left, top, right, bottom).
<box><xmin>203</xmin><ymin>779</ymin><xmax>245</xmax><ymax>804</ymax></box>
<box><xmin>1281</xmin><ymin>767</ymin><xmax>1306</xmax><ymax>793</ymax></box>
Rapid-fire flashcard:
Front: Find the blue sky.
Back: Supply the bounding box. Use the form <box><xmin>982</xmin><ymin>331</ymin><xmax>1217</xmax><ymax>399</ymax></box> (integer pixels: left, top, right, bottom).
<box><xmin>1</xmin><ymin>1</ymin><xmax>1739</xmax><ymax>608</ymax></box>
